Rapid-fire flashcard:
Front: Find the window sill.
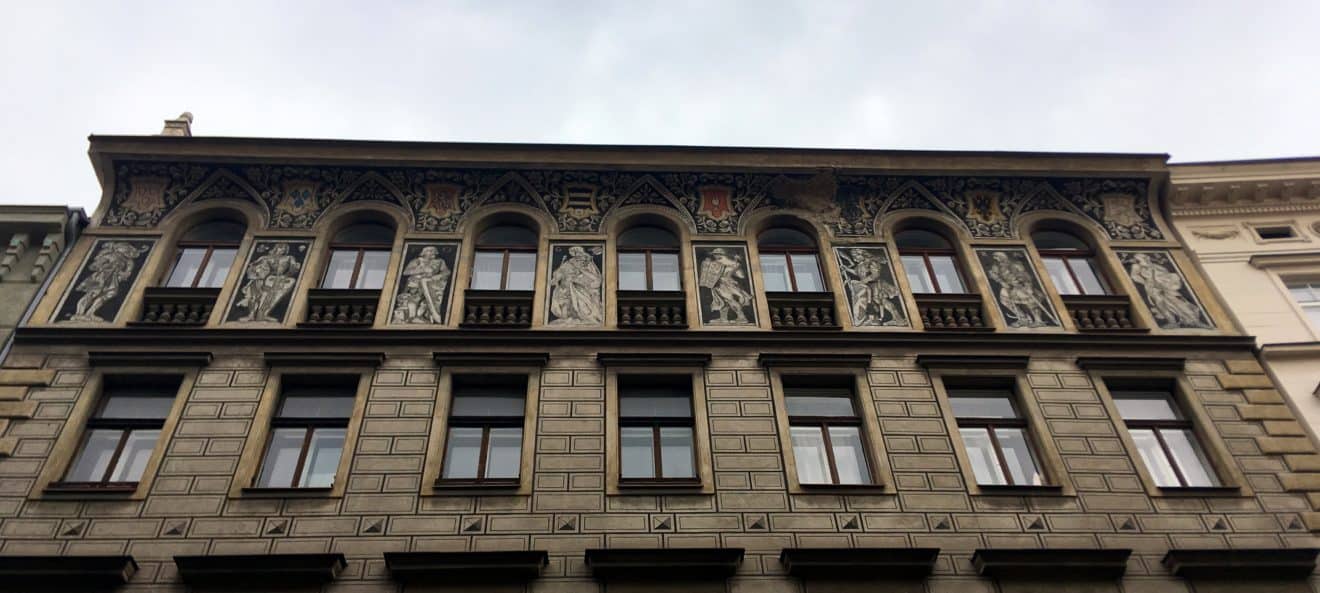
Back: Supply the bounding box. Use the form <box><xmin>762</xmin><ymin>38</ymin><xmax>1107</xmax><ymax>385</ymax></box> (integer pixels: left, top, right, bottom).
<box><xmin>44</xmin><ymin>482</ymin><xmax>138</xmax><ymax>496</ymax></box>
<box><xmin>431</xmin><ymin>480</ymin><xmax>522</xmax><ymax>495</ymax></box>
<box><xmin>975</xmin><ymin>485</ymin><xmax>1066</xmax><ymax>496</ymax></box>
<box><xmin>616</xmin><ymin>479</ymin><xmax>705</xmax><ymax>494</ymax></box>
<box><xmin>240</xmin><ymin>487</ymin><xmax>334</xmax><ymax>498</ymax></box>
<box><xmin>1156</xmin><ymin>485</ymin><xmax>1243</xmax><ymax>497</ymax></box>
<box><xmin>795</xmin><ymin>483</ymin><xmax>890</xmax><ymax>494</ymax></box>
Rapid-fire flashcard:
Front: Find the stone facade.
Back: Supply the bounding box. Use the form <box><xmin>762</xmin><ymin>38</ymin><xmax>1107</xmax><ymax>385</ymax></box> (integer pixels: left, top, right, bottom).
<box><xmin>0</xmin><ymin>138</ymin><xmax>1317</xmax><ymax>592</ymax></box>
<box><xmin>0</xmin><ymin>205</ymin><xmax>85</xmax><ymax>364</ymax></box>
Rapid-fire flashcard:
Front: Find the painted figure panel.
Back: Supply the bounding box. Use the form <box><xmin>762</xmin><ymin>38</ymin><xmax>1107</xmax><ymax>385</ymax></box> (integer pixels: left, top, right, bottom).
<box><xmin>694</xmin><ymin>244</ymin><xmax>757</xmax><ymax>327</ymax></box>
<box><xmin>834</xmin><ymin>246</ymin><xmax>908</xmax><ymax>328</ymax></box>
<box><xmin>1116</xmin><ymin>250</ymin><xmax>1214</xmax><ymax>330</ymax></box>
<box><xmin>225</xmin><ymin>239</ymin><xmax>311</xmax><ymax>324</ymax></box>
<box><xmin>546</xmin><ymin>243</ymin><xmax>605</xmax><ymax>327</ymax></box>
<box><xmin>976</xmin><ymin>247</ymin><xmax>1062</xmax><ymax>329</ymax></box>
<box><xmin>54</xmin><ymin>239</ymin><xmax>156</xmax><ymax>323</ymax></box>
<box><xmin>389</xmin><ymin>242</ymin><xmax>459</xmax><ymax>325</ymax></box>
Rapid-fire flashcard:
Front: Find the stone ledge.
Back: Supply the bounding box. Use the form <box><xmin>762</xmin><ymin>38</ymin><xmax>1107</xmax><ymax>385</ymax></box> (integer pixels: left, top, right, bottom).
<box><xmin>1237</xmin><ymin>404</ymin><xmax>1296</xmax><ymax>421</ymax></box>
<box><xmin>0</xmin><ymin>386</ymin><xmax>26</xmax><ymax>400</ymax></box>
<box><xmin>1218</xmin><ymin>374</ymin><xmax>1275</xmax><ymax>389</ymax></box>
<box><xmin>0</xmin><ymin>437</ymin><xmax>16</xmax><ymax>457</ymax></box>
<box><xmin>1245</xmin><ymin>389</ymin><xmax>1285</xmax><ymax>404</ymax></box>
<box><xmin>1285</xmin><ymin>455</ymin><xmax>1320</xmax><ymax>472</ymax></box>
<box><xmin>1265</xmin><ymin>420</ymin><xmax>1307</xmax><ymax>436</ymax></box>
<box><xmin>1280</xmin><ymin>473</ymin><xmax>1320</xmax><ymax>491</ymax></box>
<box><xmin>1257</xmin><ymin>436</ymin><xmax>1317</xmax><ymax>455</ymax></box>
<box><xmin>1162</xmin><ymin>548</ymin><xmax>1319</xmax><ymax>579</ymax></box>
<box><xmin>0</xmin><ymin>401</ymin><xmax>36</xmax><ymax>419</ymax></box>
<box><xmin>0</xmin><ymin>369</ymin><xmax>54</xmax><ymax>386</ymax></box>
<box><xmin>1224</xmin><ymin>359</ymin><xmax>1265</xmax><ymax>375</ymax></box>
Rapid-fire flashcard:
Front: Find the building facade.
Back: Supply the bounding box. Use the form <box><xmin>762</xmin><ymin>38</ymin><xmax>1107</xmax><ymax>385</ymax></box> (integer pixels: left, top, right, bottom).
<box><xmin>1</xmin><ymin>135</ymin><xmax>1318</xmax><ymax>592</ymax></box>
<box><xmin>1169</xmin><ymin>158</ymin><xmax>1320</xmax><ymax>438</ymax></box>
<box><xmin>0</xmin><ymin>205</ymin><xmax>85</xmax><ymax>364</ymax></box>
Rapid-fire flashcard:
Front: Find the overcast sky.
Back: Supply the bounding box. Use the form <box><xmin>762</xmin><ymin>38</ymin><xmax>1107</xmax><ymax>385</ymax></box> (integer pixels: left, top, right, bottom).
<box><xmin>2</xmin><ymin>1</ymin><xmax>1317</xmax><ymax>212</ymax></box>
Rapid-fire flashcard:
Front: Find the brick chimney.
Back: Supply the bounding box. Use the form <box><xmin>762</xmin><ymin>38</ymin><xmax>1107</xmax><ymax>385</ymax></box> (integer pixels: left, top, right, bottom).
<box><xmin>160</xmin><ymin>112</ymin><xmax>194</xmax><ymax>136</ymax></box>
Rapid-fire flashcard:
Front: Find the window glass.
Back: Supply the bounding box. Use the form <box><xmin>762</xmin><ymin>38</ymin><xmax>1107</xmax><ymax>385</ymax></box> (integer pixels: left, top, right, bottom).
<box><xmin>471</xmin><ymin>251</ymin><xmax>505</xmax><ymax>290</ymax></box>
<box><xmin>1032</xmin><ymin>230</ymin><xmax>1089</xmax><ymax>251</ymax></box>
<box><xmin>1043</xmin><ymin>257</ymin><xmax>1079</xmax><ymax>295</ymax></box>
<box><xmin>1129</xmin><ymin>428</ymin><xmax>1180</xmax><ymax>487</ymax></box>
<box><xmin>790</xmin><ymin>253</ymin><xmax>824</xmax><ymax>292</ymax></box>
<box><xmin>828</xmin><ymin>426</ymin><xmax>871</xmax><ymax>484</ymax></box>
<box><xmin>65</xmin><ymin>429</ymin><xmax>121</xmax><ymax>482</ymax></box>
<box><xmin>300</xmin><ymin>428</ymin><xmax>345</xmax><ymax>487</ymax></box>
<box><xmin>279</xmin><ymin>395</ymin><xmax>355</xmax><ymax>419</ymax></box>
<box><xmin>256</xmin><ymin>428</ymin><xmax>305</xmax><ymax>488</ymax></box>
<box><xmin>1069</xmin><ymin>258</ymin><xmax>1107</xmax><ymax>295</ymax></box>
<box><xmin>620</xmin><ymin>393</ymin><xmax>692</xmax><ymax>418</ymax></box>
<box><xmin>196</xmin><ymin>248</ymin><xmax>237</xmax><ymax>288</ymax></box>
<box><xmin>1287</xmin><ymin>281</ymin><xmax>1320</xmax><ymax>330</ymax></box>
<box><xmin>651</xmin><ymin>253</ymin><xmax>681</xmax><ymax>291</ymax></box>
<box><xmin>166</xmin><ymin>248</ymin><xmax>206</xmax><ymax>287</ymax></box>
<box><xmin>785</xmin><ymin>395</ymin><xmax>856</xmax><ymax>417</ymax></box>
<box><xmin>618</xmin><ymin>252</ymin><xmax>648</xmax><ymax>290</ymax></box>
<box><xmin>484</xmin><ymin>427</ymin><xmax>523</xmax><ymax>479</ymax></box>
<box><xmin>949</xmin><ymin>394</ymin><xmax>1017</xmax><ymax>419</ymax></box>
<box><xmin>618</xmin><ymin>225</ymin><xmax>678</xmax><ymax>248</ymax></box>
<box><xmin>895</xmin><ymin>229</ymin><xmax>952</xmax><ymax>250</ymax></box>
<box><xmin>960</xmin><ymin>427</ymin><xmax>1006</xmax><ymax>485</ymax></box>
<box><xmin>760</xmin><ymin>254</ymin><xmax>792</xmax><ymax>292</ymax></box>
<box><xmin>758</xmin><ymin>227</ymin><xmax>815</xmax><ymax>247</ymax></box>
<box><xmin>901</xmin><ymin>255</ymin><xmax>934</xmax><ymax>293</ymax></box>
<box><xmin>929</xmin><ymin>255</ymin><xmax>964</xmax><ymax>293</ymax></box>
<box><xmin>441</xmin><ymin>427</ymin><xmax>483</xmax><ymax>479</ymax></box>
<box><xmin>107</xmin><ymin>429</ymin><xmax>159</xmax><ymax>483</ymax></box>
<box><xmin>182</xmin><ymin>220</ymin><xmax>246</xmax><ymax>243</ymax></box>
<box><xmin>100</xmin><ymin>396</ymin><xmax>174</xmax><ymax>420</ymax></box>
<box><xmin>994</xmin><ymin>427</ymin><xmax>1042</xmax><ymax>486</ymax></box>
<box><xmin>478</xmin><ymin>224</ymin><xmax>537</xmax><ymax>247</ymax></box>
<box><xmin>322</xmin><ymin>250</ymin><xmax>358</xmax><ymax>289</ymax></box>
<box><xmin>621</xmin><ymin>426</ymin><xmax>655</xmax><ymax>479</ymax></box>
<box><xmin>790</xmin><ymin>426</ymin><xmax>831</xmax><ymax>484</ymax></box>
<box><xmin>357</xmin><ymin>250</ymin><xmax>391</xmax><ymax>289</ymax></box>
<box><xmin>1163</xmin><ymin>428</ymin><xmax>1218</xmax><ymax>487</ymax></box>
<box><xmin>506</xmin><ymin>252</ymin><xmax>537</xmax><ymax>290</ymax></box>
<box><xmin>333</xmin><ymin>223</ymin><xmax>394</xmax><ymax>245</ymax></box>
<box><xmin>451</xmin><ymin>394</ymin><xmax>525</xmax><ymax>417</ymax></box>
<box><xmin>1114</xmin><ymin>393</ymin><xmax>1180</xmax><ymax>420</ymax></box>
<box><xmin>660</xmin><ymin>427</ymin><xmax>696</xmax><ymax>479</ymax></box>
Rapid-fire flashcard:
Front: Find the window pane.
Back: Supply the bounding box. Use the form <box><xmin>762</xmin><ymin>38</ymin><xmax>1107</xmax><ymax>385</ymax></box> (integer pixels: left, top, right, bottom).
<box><xmin>785</xmin><ymin>395</ymin><xmax>855</xmax><ymax>417</ymax></box>
<box><xmin>994</xmin><ymin>427</ymin><xmax>1043</xmax><ymax>486</ymax></box>
<box><xmin>790</xmin><ymin>253</ymin><xmax>824</xmax><ymax>292</ymax></box>
<box><xmin>929</xmin><ymin>255</ymin><xmax>964</xmax><ymax>293</ymax></box>
<box><xmin>660</xmin><ymin>427</ymin><xmax>695</xmax><ymax>479</ymax></box>
<box><xmin>65</xmin><ymin>429</ymin><xmax>122</xmax><ymax>482</ymax></box>
<box><xmin>949</xmin><ymin>394</ymin><xmax>1017</xmax><ymax>419</ymax></box>
<box><xmin>279</xmin><ymin>395</ymin><xmax>354</xmax><ymax>419</ymax></box>
<box><xmin>902</xmin><ymin>255</ymin><xmax>934</xmax><ymax>293</ymax></box>
<box><xmin>322</xmin><ymin>250</ymin><xmax>358</xmax><ymax>289</ymax></box>
<box><xmin>960</xmin><ymin>427</ymin><xmax>1007</xmax><ymax>485</ymax></box>
<box><xmin>106</xmin><ymin>429</ymin><xmax>159</xmax><ymax>482</ymax></box>
<box><xmin>1068</xmin><ymin>258</ymin><xmax>1107</xmax><ymax>295</ymax></box>
<box><xmin>1129</xmin><ymin>428</ymin><xmax>1180</xmax><ymax>487</ymax></box>
<box><xmin>618</xmin><ymin>225</ymin><xmax>678</xmax><ymax>248</ymax></box>
<box><xmin>620</xmin><ymin>394</ymin><xmax>692</xmax><ymax>418</ymax></box>
<box><xmin>451</xmin><ymin>394</ymin><xmax>525</xmax><ymax>417</ymax></box>
<box><xmin>196</xmin><ymin>248</ymin><xmax>237</xmax><ymax>288</ymax></box>
<box><xmin>828</xmin><ymin>426</ymin><xmax>871</xmax><ymax>485</ymax></box>
<box><xmin>299</xmin><ymin>428</ymin><xmax>345</xmax><ymax>488</ymax></box>
<box><xmin>1306</xmin><ymin>305</ymin><xmax>1320</xmax><ymax>330</ymax></box>
<box><xmin>355</xmin><ymin>250</ymin><xmax>391</xmax><ymax>289</ymax></box>
<box><xmin>100</xmin><ymin>396</ymin><xmax>174</xmax><ymax>420</ymax></box>
<box><xmin>651</xmin><ymin>253</ymin><xmax>681</xmax><ymax>291</ymax></box>
<box><xmin>760</xmin><ymin>253</ymin><xmax>792</xmax><ymax>292</ymax></box>
<box><xmin>1162</xmin><ymin>428</ymin><xmax>1218</xmax><ymax>487</ymax></box>
<box><xmin>506</xmin><ymin>252</ymin><xmax>537</xmax><ymax>290</ymax></box>
<box><xmin>471</xmin><ymin>251</ymin><xmax>505</xmax><ymax>290</ymax></box>
<box><xmin>618</xmin><ymin>252</ymin><xmax>648</xmax><ymax>291</ymax></box>
<box><xmin>1043</xmin><ymin>257</ymin><xmax>1079</xmax><ymax>295</ymax></box>
<box><xmin>1113</xmin><ymin>393</ymin><xmax>1180</xmax><ymax>420</ymax></box>
<box><xmin>791</xmin><ymin>426</ymin><xmax>832</xmax><ymax>484</ymax></box>
<box><xmin>1289</xmin><ymin>282</ymin><xmax>1319</xmax><ymax>304</ymax></box>
<box><xmin>441</xmin><ymin>427</ymin><xmax>483</xmax><ymax>479</ymax></box>
<box><xmin>484</xmin><ymin>427</ymin><xmax>522</xmax><ymax>479</ymax></box>
<box><xmin>256</xmin><ymin>428</ymin><xmax>306</xmax><ymax>488</ymax></box>
<box><xmin>621</xmin><ymin>426</ymin><xmax>655</xmax><ymax>479</ymax></box>
<box><xmin>165</xmin><ymin>248</ymin><xmax>206</xmax><ymax>287</ymax></box>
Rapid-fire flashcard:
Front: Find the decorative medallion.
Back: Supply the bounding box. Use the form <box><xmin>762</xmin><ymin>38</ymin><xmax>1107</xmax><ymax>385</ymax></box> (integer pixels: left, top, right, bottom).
<box><xmin>697</xmin><ymin>186</ymin><xmax>735</xmax><ymax>222</ymax></box>
<box><xmin>389</xmin><ymin>241</ymin><xmax>459</xmax><ymax>325</ymax></box>
<box><xmin>976</xmin><ymin>248</ymin><xmax>1061</xmax><ymax>329</ymax></box>
<box><xmin>225</xmin><ymin>239</ymin><xmax>311</xmax><ymax>324</ymax></box>
<box><xmin>693</xmin><ymin>244</ymin><xmax>757</xmax><ymax>327</ymax></box>
<box><xmin>1116</xmin><ymin>250</ymin><xmax>1213</xmax><ymax>330</ymax></box>
<box><xmin>834</xmin><ymin>246</ymin><xmax>908</xmax><ymax>327</ymax></box>
<box><xmin>53</xmin><ymin>239</ymin><xmax>156</xmax><ymax>323</ymax></box>
<box><xmin>273</xmin><ymin>180</ymin><xmax>321</xmax><ymax>228</ymax></box>
<box><xmin>545</xmin><ymin>243</ymin><xmax>605</xmax><ymax>327</ymax></box>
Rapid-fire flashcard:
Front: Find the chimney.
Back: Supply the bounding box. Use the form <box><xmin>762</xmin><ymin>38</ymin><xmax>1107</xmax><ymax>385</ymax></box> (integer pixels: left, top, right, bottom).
<box><xmin>160</xmin><ymin>112</ymin><xmax>194</xmax><ymax>137</ymax></box>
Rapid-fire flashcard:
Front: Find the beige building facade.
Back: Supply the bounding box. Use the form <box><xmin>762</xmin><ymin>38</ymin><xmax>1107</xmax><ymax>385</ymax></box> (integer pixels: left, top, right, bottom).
<box><xmin>0</xmin><ymin>205</ymin><xmax>85</xmax><ymax>364</ymax></box>
<box><xmin>1170</xmin><ymin>158</ymin><xmax>1320</xmax><ymax>437</ymax></box>
<box><xmin>1</xmin><ymin>130</ymin><xmax>1319</xmax><ymax>592</ymax></box>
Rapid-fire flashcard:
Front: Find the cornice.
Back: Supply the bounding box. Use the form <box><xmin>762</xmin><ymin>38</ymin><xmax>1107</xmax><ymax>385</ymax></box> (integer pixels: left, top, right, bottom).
<box><xmin>263</xmin><ymin>352</ymin><xmax>385</xmax><ymax>367</ymax></box>
<box><xmin>432</xmin><ymin>352</ymin><xmax>550</xmax><ymax>367</ymax></box>
<box><xmin>596</xmin><ymin>353</ymin><xmax>711</xmax><ymax>367</ymax></box>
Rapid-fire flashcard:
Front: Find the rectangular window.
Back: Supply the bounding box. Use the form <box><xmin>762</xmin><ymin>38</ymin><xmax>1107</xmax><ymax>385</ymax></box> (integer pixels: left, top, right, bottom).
<box><xmin>902</xmin><ymin>254</ymin><xmax>965</xmax><ymax>294</ymax></box>
<box><xmin>1254</xmin><ymin>225</ymin><xmax>1296</xmax><ymax>240</ymax></box>
<box><xmin>62</xmin><ymin>376</ymin><xmax>179</xmax><ymax>488</ymax></box>
<box><xmin>1288</xmin><ymin>280</ymin><xmax>1320</xmax><ymax>329</ymax></box>
<box><xmin>618</xmin><ymin>375</ymin><xmax>696</xmax><ymax>482</ymax></box>
<box><xmin>948</xmin><ymin>387</ymin><xmax>1044</xmax><ymax>486</ymax></box>
<box><xmin>1110</xmin><ymin>385</ymin><xmax>1218</xmax><ymax>488</ymax></box>
<box><xmin>321</xmin><ymin>249</ymin><xmax>390</xmax><ymax>289</ymax></box>
<box><xmin>472</xmin><ymin>251</ymin><xmax>536</xmax><ymax>291</ymax></box>
<box><xmin>254</xmin><ymin>376</ymin><xmax>356</xmax><ymax>489</ymax></box>
<box><xmin>619</xmin><ymin>251</ymin><xmax>682</xmax><ymax>291</ymax></box>
<box><xmin>1041</xmin><ymin>256</ymin><xmax>1107</xmax><ymax>296</ymax></box>
<box><xmin>784</xmin><ymin>378</ymin><xmax>872</xmax><ymax>485</ymax></box>
<box><xmin>759</xmin><ymin>253</ymin><xmax>825</xmax><ymax>293</ymax></box>
<box><xmin>166</xmin><ymin>246</ymin><xmax>238</xmax><ymax>288</ymax></box>
<box><xmin>440</xmin><ymin>375</ymin><xmax>526</xmax><ymax>485</ymax></box>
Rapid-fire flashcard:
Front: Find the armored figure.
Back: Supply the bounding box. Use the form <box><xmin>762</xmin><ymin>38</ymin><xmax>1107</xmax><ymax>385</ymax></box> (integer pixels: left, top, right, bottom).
<box><xmin>392</xmin><ymin>246</ymin><xmax>452</xmax><ymax>324</ymax></box>
<box><xmin>548</xmin><ymin>246</ymin><xmax>603</xmax><ymax>325</ymax></box>
<box><xmin>987</xmin><ymin>251</ymin><xmax>1057</xmax><ymax>328</ymax></box>
<box><xmin>840</xmin><ymin>248</ymin><xmax>905</xmax><ymax>326</ymax></box>
<box><xmin>235</xmin><ymin>243</ymin><xmax>301</xmax><ymax>322</ymax></box>
<box><xmin>698</xmin><ymin>247</ymin><xmax>753</xmax><ymax>324</ymax></box>
<box><xmin>68</xmin><ymin>241</ymin><xmax>148</xmax><ymax>322</ymax></box>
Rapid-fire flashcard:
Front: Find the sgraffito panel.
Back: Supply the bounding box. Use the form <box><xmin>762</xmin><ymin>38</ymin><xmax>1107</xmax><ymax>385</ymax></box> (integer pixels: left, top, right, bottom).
<box><xmin>545</xmin><ymin>243</ymin><xmax>605</xmax><ymax>327</ymax></box>
<box><xmin>833</xmin><ymin>246</ymin><xmax>908</xmax><ymax>328</ymax></box>
<box><xmin>224</xmin><ymin>239</ymin><xmax>311</xmax><ymax>324</ymax></box>
<box><xmin>53</xmin><ymin>238</ymin><xmax>156</xmax><ymax>323</ymax></box>
<box><xmin>976</xmin><ymin>247</ymin><xmax>1062</xmax><ymax>329</ymax></box>
<box><xmin>1116</xmin><ymin>250</ymin><xmax>1214</xmax><ymax>330</ymax></box>
<box><xmin>388</xmin><ymin>242</ymin><xmax>459</xmax><ymax>325</ymax></box>
<box><xmin>693</xmin><ymin>244</ymin><xmax>757</xmax><ymax>327</ymax></box>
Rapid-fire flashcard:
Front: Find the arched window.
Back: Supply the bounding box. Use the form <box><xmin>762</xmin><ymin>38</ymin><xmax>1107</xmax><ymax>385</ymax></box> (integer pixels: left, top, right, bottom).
<box><xmin>1032</xmin><ymin>229</ymin><xmax>1108</xmax><ymax>295</ymax></box>
<box><xmin>895</xmin><ymin>228</ymin><xmax>966</xmax><ymax>294</ymax></box>
<box><xmin>164</xmin><ymin>219</ymin><xmax>245</xmax><ymax>288</ymax></box>
<box><xmin>617</xmin><ymin>224</ymin><xmax>681</xmax><ymax>291</ymax></box>
<box><xmin>757</xmin><ymin>227</ymin><xmax>824</xmax><ymax>292</ymax></box>
<box><xmin>471</xmin><ymin>223</ymin><xmax>538</xmax><ymax>291</ymax></box>
<box><xmin>321</xmin><ymin>222</ymin><xmax>394</xmax><ymax>289</ymax></box>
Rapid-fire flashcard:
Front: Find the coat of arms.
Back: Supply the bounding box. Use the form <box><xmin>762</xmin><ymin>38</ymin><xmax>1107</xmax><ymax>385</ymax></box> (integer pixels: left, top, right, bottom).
<box><xmin>698</xmin><ymin>186</ymin><xmax>734</xmax><ymax>221</ymax></box>
<box><xmin>966</xmin><ymin>189</ymin><xmax>1004</xmax><ymax>225</ymax></box>
<box><xmin>1101</xmin><ymin>193</ymin><xmax>1142</xmax><ymax>227</ymax></box>
<box><xmin>120</xmin><ymin>177</ymin><xmax>168</xmax><ymax>216</ymax></box>
<box><xmin>561</xmin><ymin>184</ymin><xmax>600</xmax><ymax>220</ymax></box>
<box><xmin>276</xmin><ymin>180</ymin><xmax>320</xmax><ymax>218</ymax></box>
<box><xmin>421</xmin><ymin>182</ymin><xmax>461</xmax><ymax>219</ymax></box>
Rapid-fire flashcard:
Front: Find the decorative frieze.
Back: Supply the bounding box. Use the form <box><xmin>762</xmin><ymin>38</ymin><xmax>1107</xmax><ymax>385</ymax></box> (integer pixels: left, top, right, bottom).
<box><xmin>1115</xmin><ymin>250</ymin><xmax>1213</xmax><ymax>330</ymax></box>
<box><xmin>223</xmin><ymin>239</ymin><xmax>311</xmax><ymax>325</ymax></box>
<box><xmin>388</xmin><ymin>241</ymin><xmax>458</xmax><ymax>325</ymax></box>
<box><xmin>694</xmin><ymin>244</ymin><xmax>757</xmax><ymax>327</ymax></box>
<box><xmin>976</xmin><ymin>247</ymin><xmax>1061</xmax><ymax>329</ymax></box>
<box><xmin>545</xmin><ymin>243</ymin><xmax>604</xmax><ymax>327</ymax></box>
<box><xmin>52</xmin><ymin>238</ymin><xmax>155</xmax><ymax>324</ymax></box>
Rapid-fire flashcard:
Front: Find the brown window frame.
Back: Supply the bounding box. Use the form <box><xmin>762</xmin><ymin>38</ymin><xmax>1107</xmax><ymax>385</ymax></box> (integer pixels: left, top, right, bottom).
<box><xmin>252</xmin><ymin>383</ymin><xmax>354</xmax><ymax>490</ymax></box>
<box><xmin>167</xmin><ymin>241</ymin><xmax>241</xmax><ymax>288</ymax></box>
<box><xmin>1111</xmin><ymin>389</ymin><xmax>1217</xmax><ymax>489</ymax></box>
<box><xmin>321</xmin><ymin>243</ymin><xmax>392</xmax><ymax>290</ymax></box>
<box><xmin>472</xmin><ymin>246</ymin><xmax>538</xmax><ymax>291</ymax></box>
<box><xmin>948</xmin><ymin>389</ymin><xmax>1045</xmax><ymax>487</ymax></box>
<box><xmin>618</xmin><ymin>248</ymin><xmax>681</xmax><ymax>291</ymax></box>
<box><xmin>437</xmin><ymin>377</ymin><xmax>527</xmax><ymax>487</ymax></box>
<box><xmin>785</xmin><ymin>385</ymin><xmax>875</xmax><ymax>486</ymax></box>
<box><xmin>55</xmin><ymin>379</ymin><xmax>177</xmax><ymax>491</ymax></box>
<box><xmin>618</xmin><ymin>376</ymin><xmax>699</xmax><ymax>485</ymax></box>
<box><xmin>898</xmin><ymin>246</ymin><xmax>966</xmax><ymax>294</ymax></box>
<box><xmin>1037</xmin><ymin>248</ymin><xmax>1110</xmax><ymax>296</ymax></box>
<box><xmin>758</xmin><ymin>244</ymin><xmax>825</xmax><ymax>293</ymax></box>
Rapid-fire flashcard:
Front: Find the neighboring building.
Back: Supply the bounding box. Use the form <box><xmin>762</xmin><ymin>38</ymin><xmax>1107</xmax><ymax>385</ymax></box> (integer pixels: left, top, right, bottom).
<box><xmin>1170</xmin><ymin>158</ymin><xmax>1320</xmax><ymax>436</ymax></box>
<box><xmin>2</xmin><ymin>126</ymin><xmax>1319</xmax><ymax>592</ymax></box>
<box><xmin>0</xmin><ymin>205</ymin><xmax>86</xmax><ymax>363</ymax></box>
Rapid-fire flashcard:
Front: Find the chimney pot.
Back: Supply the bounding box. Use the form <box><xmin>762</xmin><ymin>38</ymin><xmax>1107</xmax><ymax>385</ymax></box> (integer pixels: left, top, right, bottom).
<box><xmin>160</xmin><ymin>112</ymin><xmax>194</xmax><ymax>137</ymax></box>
